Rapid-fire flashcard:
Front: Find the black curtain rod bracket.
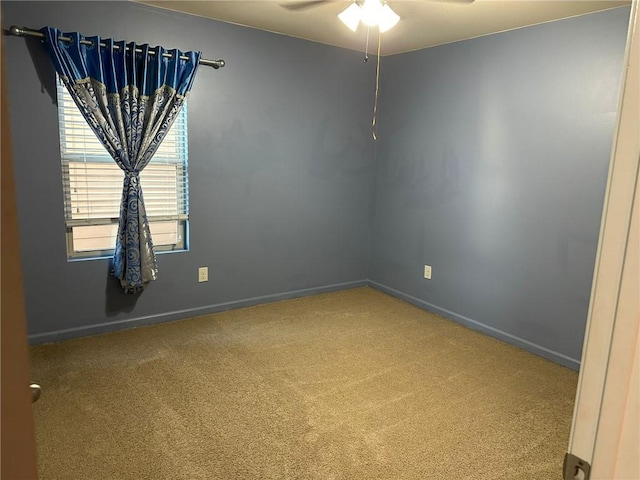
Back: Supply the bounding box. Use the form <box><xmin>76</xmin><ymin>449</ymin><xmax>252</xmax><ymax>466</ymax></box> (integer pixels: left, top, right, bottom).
<box><xmin>7</xmin><ymin>25</ymin><xmax>225</xmax><ymax>69</ymax></box>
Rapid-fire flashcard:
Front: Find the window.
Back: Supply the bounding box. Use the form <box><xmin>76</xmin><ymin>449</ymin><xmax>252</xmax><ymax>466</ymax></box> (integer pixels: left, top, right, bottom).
<box><xmin>56</xmin><ymin>78</ymin><xmax>189</xmax><ymax>259</ymax></box>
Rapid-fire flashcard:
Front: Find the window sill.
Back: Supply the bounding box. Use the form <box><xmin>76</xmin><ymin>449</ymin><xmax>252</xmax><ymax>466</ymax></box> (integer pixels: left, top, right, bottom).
<box><xmin>67</xmin><ymin>247</ymin><xmax>189</xmax><ymax>263</ymax></box>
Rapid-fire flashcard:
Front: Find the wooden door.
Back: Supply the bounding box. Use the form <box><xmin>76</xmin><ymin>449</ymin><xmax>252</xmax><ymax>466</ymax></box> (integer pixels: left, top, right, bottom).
<box><xmin>565</xmin><ymin>1</ymin><xmax>639</xmax><ymax>478</ymax></box>
<box><xmin>1</xmin><ymin>45</ymin><xmax>39</xmax><ymax>479</ymax></box>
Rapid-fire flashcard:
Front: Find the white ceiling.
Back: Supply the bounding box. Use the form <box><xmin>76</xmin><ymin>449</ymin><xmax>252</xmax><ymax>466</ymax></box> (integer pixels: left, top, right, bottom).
<box><xmin>136</xmin><ymin>0</ymin><xmax>630</xmax><ymax>55</ymax></box>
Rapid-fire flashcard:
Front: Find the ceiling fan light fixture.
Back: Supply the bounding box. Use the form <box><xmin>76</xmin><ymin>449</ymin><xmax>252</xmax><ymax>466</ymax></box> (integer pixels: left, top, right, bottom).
<box><xmin>378</xmin><ymin>4</ymin><xmax>400</xmax><ymax>33</ymax></box>
<box><xmin>360</xmin><ymin>0</ymin><xmax>384</xmax><ymax>27</ymax></box>
<box><xmin>339</xmin><ymin>0</ymin><xmax>400</xmax><ymax>33</ymax></box>
<box><xmin>338</xmin><ymin>3</ymin><xmax>362</xmax><ymax>32</ymax></box>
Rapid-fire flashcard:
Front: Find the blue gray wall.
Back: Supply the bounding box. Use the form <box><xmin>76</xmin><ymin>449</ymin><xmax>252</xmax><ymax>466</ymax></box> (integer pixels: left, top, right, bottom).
<box><xmin>2</xmin><ymin>2</ymin><xmax>630</xmax><ymax>369</ymax></box>
<box><xmin>2</xmin><ymin>1</ymin><xmax>376</xmax><ymax>342</ymax></box>
<box><xmin>370</xmin><ymin>7</ymin><xmax>630</xmax><ymax>369</ymax></box>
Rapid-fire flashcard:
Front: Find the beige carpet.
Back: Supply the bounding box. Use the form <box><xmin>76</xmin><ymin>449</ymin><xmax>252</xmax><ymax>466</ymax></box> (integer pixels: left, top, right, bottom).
<box><xmin>29</xmin><ymin>287</ymin><xmax>577</xmax><ymax>479</ymax></box>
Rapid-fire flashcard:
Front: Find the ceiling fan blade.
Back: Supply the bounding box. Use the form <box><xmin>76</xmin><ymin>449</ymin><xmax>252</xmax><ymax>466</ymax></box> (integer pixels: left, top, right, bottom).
<box><xmin>280</xmin><ymin>0</ymin><xmax>333</xmax><ymax>11</ymax></box>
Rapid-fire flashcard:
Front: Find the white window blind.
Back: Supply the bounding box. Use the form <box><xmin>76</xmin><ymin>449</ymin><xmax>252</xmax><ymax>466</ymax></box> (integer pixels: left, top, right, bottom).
<box><xmin>56</xmin><ymin>78</ymin><xmax>189</xmax><ymax>258</ymax></box>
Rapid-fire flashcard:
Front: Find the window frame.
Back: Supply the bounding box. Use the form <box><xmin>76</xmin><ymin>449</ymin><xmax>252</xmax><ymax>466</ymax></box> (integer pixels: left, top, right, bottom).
<box><xmin>56</xmin><ymin>77</ymin><xmax>190</xmax><ymax>260</ymax></box>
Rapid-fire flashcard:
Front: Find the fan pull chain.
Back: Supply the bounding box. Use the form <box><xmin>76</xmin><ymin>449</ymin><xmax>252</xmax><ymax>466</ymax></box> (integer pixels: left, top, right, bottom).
<box><xmin>372</xmin><ymin>29</ymin><xmax>382</xmax><ymax>140</ymax></box>
<box><xmin>364</xmin><ymin>26</ymin><xmax>370</xmax><ymax>62</ymax></box>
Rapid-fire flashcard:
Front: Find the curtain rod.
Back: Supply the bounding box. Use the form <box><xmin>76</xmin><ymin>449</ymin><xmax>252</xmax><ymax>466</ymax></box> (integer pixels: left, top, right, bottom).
<box><xmin>7</xmin><ymin>26</ymin><xmax>225</xmax><ymax>69</ymax></box>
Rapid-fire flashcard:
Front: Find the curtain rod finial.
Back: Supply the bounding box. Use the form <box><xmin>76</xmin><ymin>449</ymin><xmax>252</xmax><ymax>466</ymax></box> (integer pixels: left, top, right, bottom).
<box><xmin>9</xmin><ymin>25</ymin><xmax>26</xmax><ymax>36</ymax></box>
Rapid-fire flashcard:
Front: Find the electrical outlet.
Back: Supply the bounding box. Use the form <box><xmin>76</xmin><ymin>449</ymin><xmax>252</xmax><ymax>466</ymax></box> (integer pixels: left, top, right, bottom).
<box><xmin>198</xmin><ymin>267</ymin><xmax>208</xmax><ymax>283</ymax></box>
<box><xmin>424</xmin><ymin>265</ymin><xmax>432</xmax><ymax>280</ymax></box>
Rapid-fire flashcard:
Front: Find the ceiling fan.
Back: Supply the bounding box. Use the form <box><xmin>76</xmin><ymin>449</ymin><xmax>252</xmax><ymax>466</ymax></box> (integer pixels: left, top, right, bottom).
<box><xmin>281</xmin><ymin>0</ymin><xmax>333</xmax><ymax>11</ymax></box>
<box><xmin>283</xmin><ymin>0</ymin><xmax>475</xmax><ymax>8</ymax></box>
<box><xmin>282</xmin><ymin>0</ymin><xmax>475</xmax><ymax>33</ymax></box>
<box><xmin>280</xmin><ymin>0</ymin><xmax>475</xmax><ymax>140</ymax></box>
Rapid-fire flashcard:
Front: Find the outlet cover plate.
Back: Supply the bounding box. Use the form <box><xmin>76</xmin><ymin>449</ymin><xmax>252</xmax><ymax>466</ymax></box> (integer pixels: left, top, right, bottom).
<box><xmin>198</xmin><ymin>267</ymin><xmax>208</xmax><ymax>282</ymax></box>
<box><xmin>424</xmin><ymin>265</ymin><xmax>432</xmax><ymax>280</ymax></box>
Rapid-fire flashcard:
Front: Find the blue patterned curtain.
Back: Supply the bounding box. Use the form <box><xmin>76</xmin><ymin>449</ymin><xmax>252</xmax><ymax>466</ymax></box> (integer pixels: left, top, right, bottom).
<box><xmin>40</xmin><ymin>27</ymin><xmax>201</xmax><ymax>293</ymax></box>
